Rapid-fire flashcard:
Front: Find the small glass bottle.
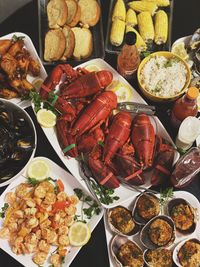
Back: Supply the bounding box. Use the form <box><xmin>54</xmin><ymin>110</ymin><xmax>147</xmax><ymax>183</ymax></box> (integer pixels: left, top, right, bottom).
<box><xmin>170</xmin><ymin>87</ymin><xmax>199</xmax><ymax>129</ymax></box>
<box><xmin>117</xmin><ymin>31</ymin><xmax>140</xmax><ymax>80</ymax></box>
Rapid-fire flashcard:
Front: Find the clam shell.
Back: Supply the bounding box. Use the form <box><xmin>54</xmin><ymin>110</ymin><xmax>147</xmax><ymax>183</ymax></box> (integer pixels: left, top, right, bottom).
<box><xmin>143</xmin><ymin>248</ymin><xmax>173</xmax><ymax>267</ymax></box>
<box><xmin>107</xmin><ymin>206</ymin><xmax>140</xmax><ymax>236</ymax></box>
<box><xmin>140</xmin><ymin>215</ymin><xmax>176</xmax><ymax>249</ymax></box>
<box><xmin>110</xmin><ymin>235</ymin><xmax>144</xmax><ymax>267</ymax></box>
<box><xmin>132</xmin><ymin>192</ymin><xmax>160</xmax><ymax>225</ymax></box>
<box><xmin>173</xmin><ymin>238</ymin><xmax>200</xmax><ymax>267</ymax></box>
<box><xmin>167</xmin><ymin>198</ymin><xmax>196</xmax><ymax>235</ymax></box>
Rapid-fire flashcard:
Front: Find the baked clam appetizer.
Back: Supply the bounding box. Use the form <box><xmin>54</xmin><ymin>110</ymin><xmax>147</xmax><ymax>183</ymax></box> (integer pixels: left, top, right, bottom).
<box><xmin>107</xmin><ymin>206</ymin><xmax>140</xmax><ymax>236</ymax></box>
<box><xmin>111</xmin><ymin>235</ymin><xmax>144</xmax><ymax>267</ymax></box>
<box><xmin>140</xmin><ymin>215</ymin><xmax>175</xmax><ymax>249</ymax></box>
<box><xmin>167</xmin><ymin>198</ymin><xmax>196</xmax><ymax>235</ymax></box>
<box><xmin>143</xmin><ymin>248</ymin><xmax>173</xmax><ymax>267</ymax></box>
<box><xmin>132</xmin><ymin>192</ymin><xmax>160</xmax><ymax>225</ymax></box>
<box><xmin>174</xmin><ymin>238</ymin><xmax>200</xmax><ymax>267</ymax></box>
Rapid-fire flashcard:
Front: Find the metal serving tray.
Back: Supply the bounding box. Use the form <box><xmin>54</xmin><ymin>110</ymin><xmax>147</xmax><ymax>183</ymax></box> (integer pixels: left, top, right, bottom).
<box><xmin>38</xmin><ymin>0</ymin><xmax>105</xmax><ymax>65</ymax></box>
<box><xmin>105</xmin><ymin>0</ymin><xmax>174</xmax><ymax>54</ymax></box>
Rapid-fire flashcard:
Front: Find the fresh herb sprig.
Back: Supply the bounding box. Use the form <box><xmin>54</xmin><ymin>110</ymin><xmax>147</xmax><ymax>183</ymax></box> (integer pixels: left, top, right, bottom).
<box><xmin>27</xmin><ymin>177</ymin><xmax>56</xmax><ymax>186</ymax></box>
<box><xmin>159</xmin><ymin>187</ymin><xmax>174</xmax><ymax>213</ymax></box>
<box><xmin>74</xmin><ymin>188</ymin><xmax>102</xmax><ymax>222</ymax></box>
<box><xmin>0</xmin><ymin>203</ymin><xmax>9</xmax><ymax>218</ymax></box>
<box><xmin>12</xmin><ymin>34</ymin><xmax>25</xmax><ymax>42</ymax></box>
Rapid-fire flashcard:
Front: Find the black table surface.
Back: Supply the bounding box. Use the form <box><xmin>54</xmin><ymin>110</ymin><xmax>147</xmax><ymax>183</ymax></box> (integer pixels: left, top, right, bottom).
<box><xmin>0</xmin><ymin>1</ymin><xmax>200</xmax><ymax>266</ymax></box>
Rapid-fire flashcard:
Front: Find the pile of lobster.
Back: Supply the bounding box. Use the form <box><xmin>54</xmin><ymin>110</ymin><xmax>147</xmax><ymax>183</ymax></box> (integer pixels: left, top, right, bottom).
<box><xmin>39</xmin><ymin>64</ymin><xmax>175</xmax><ymax>189</ymax></box>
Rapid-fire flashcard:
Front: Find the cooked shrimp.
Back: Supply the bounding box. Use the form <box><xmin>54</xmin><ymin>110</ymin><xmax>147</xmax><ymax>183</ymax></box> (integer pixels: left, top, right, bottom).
<box><xmin>36</xmin><ymin>212</ymin><xmax>48</xmax><ymax>223</ymax></box>
<box><xmin>63</xmin><ymin>216</ymin><xmax>74</xmax><ymax>227</ymax></box>
<box><xmin>26</xmin><ymin>217</ymin><xmax>39</xmax><ymax>228</ymax></box>
<box><xmin>33</xmin><ymin>251</ymin><xmax>48</xmax><ymax>265</ymax></box>
<box><xmin>34</xmin><ymin>186</ymin><xmax>46</xmax><ymax>199</ymax></box>
<box><xmin>51</xmin><ymin>253</ymin><xmax>61</xmax><ymax>267</ymax></box>
<box><xmin>70</xmin><ymin>195</ymin><xmax>79</xmax><ymax>205</ymax></box>
<box><xmin>35</xmin><ymin>229</ymin><xmax>41</xmax><ymax>239</ymax></box>
<box><xmin>40</xmin><ymin>181</ymin><xmax>54</xmax><ymax>192</ymax></box>
<box><xmin>14</xmin><ymin>210</ymin><xmax>24</xmax><ymax>219</ymax></box>
<box><xmin>40</xmin><ymin>202</ymin><xmax>52</xmax><ymax>212</ymax></box>
<box><xmin>25</xmin><ymin>198</ymin><xmax>36</xmax><ymax>208</ymax></box>
<box><xmin>44</xmin><ymin>192</ymin><xmax>56</xmax><ymax>205</ymax></box>
<box><xmin>58</xmin><ymin>226</ymin><xmax>68</xmax><ymax>236</ymax></box>
<box><xmin>0</xmin><ymin>227</ymin><xmax>9</xmax><ymax>239</ymax></box>
<box><xmin>41</xmin><ymin>228</ymin><xmax>50</xmax><ymax>239</ymax></box>
<box><xmin>33</xmin><ymin>197</ymin><xmax>42</xmax><ymax>206</ymax></box>
<box><xmin>46</xmin><ymin>230</ymin><xmax>57</xmax><ymax>244</ymax></box>
<box><xmin>39</xmin><ymin>219</ymin><xmax>51</xmax><ymax>229</ymax></box>
<box><xmin>54</xmin><ymin>213</ymin><xmax>61</xmax><ymax>223</ymax></box>
<box><xmin>24</xmin><ymin>243</ymin><xmax>37</xmax><ymax>253</ymax></box>
<box><xmin>5</xmin><ymin>192</ymin><xmax>16</xmax><ymax>204</ymax></box>
<box><xmin>38</xmin><ymin>239</ymin><xmax>50</xmax><ymax>253</ymax></box>
<box><xmin>24</xmin><ymin>207</ymin><xmax>37</xmax><ymax>216</ymax></box>
<box><xmin>65</xmin><ymin>205</ymin><xmax>76</xmax><ymax>216</ymax></box>
<box><xmin>57</xmin><ymin>191</ymin><xmax>67</xmax><ymax>201</ymax></box>
<box><xmin>12</xmin><ymin>236</ymin><xmax>24</xmax><ymax>254</ymax></box>
<box><xmin>15</xmin><ymin>183</ymin><xmax>32</xmax><ymax>199</ymax></box>
<box><xmin>58</xmin><ymin>235</ymin><xmax>69</xmax><ymax>246</ymax></box>
<box><xmin>8</xmin><ymin>222</ymin><xmax>18</xmax><ymax>232</ymax></box>
<box><xmin>25</xmin><ymin>233</ymin><xmax>38</xmax><ymax>246</ymax></box>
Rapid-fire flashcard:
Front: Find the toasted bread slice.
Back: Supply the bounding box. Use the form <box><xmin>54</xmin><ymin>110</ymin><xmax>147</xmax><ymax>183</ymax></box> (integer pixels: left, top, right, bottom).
<box><xmin>65</xmin><ymin>0</ymin><xmax>77</xmax><ymax>25</ymax></box>
<box><xmin>79</xmin><ymin>0</ymin><xmax>101</xmax><ymax>27</ymax></box>
<box><xmin>47</xmin><ymin>0</ymin><xmax>68</xmax><ymax>28</ymax></box>
<box><xmin>44</xmin><ymin>29</ymin><xmax>66</xmax><ymax>61</ymax></box>
<box><xmin>68</xmin><ymin>3</ymin><xmax>81</xmax><ymax>27</ymax></box>
<box><xmin>61</xmin><ymin>26</ymin><xmax>75</xmax><ymax>60</ymax></box>
<box><xmin>71</xmin><ymin>27</ymin><xmax>93</xmax><ymax>60</ymax></box>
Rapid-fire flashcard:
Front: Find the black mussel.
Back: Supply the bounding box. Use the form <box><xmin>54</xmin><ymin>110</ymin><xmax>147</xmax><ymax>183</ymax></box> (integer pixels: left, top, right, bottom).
<box><xmin>189</xmin><ymin>28</ymin><xmax>200</xmax><ymax>51</ymax></box>
<box><xmin>0</xmin><ymin>126</ymin><xmax>13</xmax><ymax>166</ymax></box>
<box><xmin>167</xmin><ymin>198</ymin><xmax>196</xmax><ymax>235</ymax></box>
<box><xmin>10</xmin><ymin>149</ymin><xmax>31</xmax><ymax>167</ymax></box>
<box><xmin>16</xmin><ymin>136</ymin><xmax>35</xmax><ymax>152</ymax></box>
<box><xmin>0</xmin><ymin>168</ymin><xmax>16</xmax><ymax>182</ymax></box>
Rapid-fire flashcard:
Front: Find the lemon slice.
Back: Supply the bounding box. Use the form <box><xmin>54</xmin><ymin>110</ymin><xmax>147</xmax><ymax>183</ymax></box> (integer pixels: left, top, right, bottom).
<box><xmin>32</xmin><ymin>78</ymin><xmax>44</xmax><ymax>91</ymax></box>
<box><xmin>36</xmin><ymin>109</ymin><xmax>56</xmax><ymax>128</ymax></box>
<box><xmin>171</xmin><ymin>42</ymin><xmax>189</xmax><ymax>61</ymax></box>
<box><xmin>197</xmin><ymin>95</ymin><xmax>200</xmax><ymax>111</ymax></box>
<box><xmin>106</xmin><ymin>80</ymin><xmax>133</xmax><ymax>102</ymax></box>
<box><xmin>84</xmin><ymin>64</ymin><xmax>101</xmax><ymax>72</ymax></box>
<box><xmin>27</xmin><ymin>159</ymin><xmax>50</xmax><ymax>181</ymax></box>
<box><xmin>69</xmin><ymin>222</ymin><xmax>91</xmax><ymax>246</ymax></box>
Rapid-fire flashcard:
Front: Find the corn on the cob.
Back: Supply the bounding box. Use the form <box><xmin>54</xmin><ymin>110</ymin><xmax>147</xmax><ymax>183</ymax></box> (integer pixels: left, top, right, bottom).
<box><xmin>126</xmin><ymin>25</ymin><xmax>147</xmax><ymax>52</ymax></box>
<box><xmin>137</xmin><ymin>11</ymin><xmax>154</xmax><ymax>42</ymax></box>
<box><xmin>154</xmin><ymin>10</ymin><xmax>168</xmax><ymax>44</ymax></box>
<box><xmin>128</xmin><ymin>1</ymin><xmax>158</xmax><ymax>16</ymax></box>
<box><xmin>141</xmin><ymin>0</ymin><xmax>170</xmax><ymax>7</ymax></box>
<box><xmin>112</xmin><ymin>0</ymin><xmax>126</xmax><ymax>22</ymax></box>
<box><xmin>126</xmin><ymin>9</ymin><xmax>137</xmax><ymax>27</ymax></box>
<box><xmin>110</xmin><ymin>19</ymin><xmax>126</xmax><ymax>46</ymax></box>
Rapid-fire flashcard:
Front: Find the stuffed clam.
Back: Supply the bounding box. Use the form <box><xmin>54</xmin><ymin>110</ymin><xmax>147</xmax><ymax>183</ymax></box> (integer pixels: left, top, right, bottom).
<box><xmin>140</xmin><ymin>215</ymin><xmax>175</xmax><ymax>249</ymax></box>
<box><xmin>167</xmin><ymin>198</ymin><xmax>196</xmax><ymax>235</ymax></box>
<box><xmin>132</xmin><ymin>192</ymin><xmax>160</xmax><ymax>225</ymax></box>
<box><xmin>111</xmin><ymin>235</ymin><xmax>144</xmax><ymax>267</ymax></box>
<box><xmin>143</xmin><ymin>248</ymin><xmax>173</xmax><ymax>267</ymax></box>
<box><xmin>107</xmin><ymin>206</ymin><xmax>140</xmax><ymax>236</ymax></box>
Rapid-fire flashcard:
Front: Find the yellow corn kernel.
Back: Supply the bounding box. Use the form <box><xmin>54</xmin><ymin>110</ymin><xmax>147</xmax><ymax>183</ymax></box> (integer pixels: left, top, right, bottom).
<box><xmin>110</xmin><ymin>19</ymin><xmax>126</xmax><ymax>46</ymax></box>
<box><xmin>141</xmin><ymin>0</ymin><xmax>170</xmax><ymax>7</ymax></box>
<box><xmin>154</xmin><ymin>10</ymin><xmax>168</xmax><ymax>44</ymax></box>
<box><xmin>112</xmin><ymin>0</ymin><xmax>126</xmax><ymax>21</ymax></box>
<box><xmin>126</xmin><ymin>26</ymin><xmax>147</xmax><ymax>52</ymax></box>
<box><xmin>137</xmin><ymin>11</ymin><xmax>155</xmax><ymax>42</ymax></box>
<box><xmin>126</xmin><ymin>9</ymin><xmax>138</xmax><ymax>27</ymax></box>
<box><xmin>128</xmin><ymin>1</ymin><xmax>158</xmax><ymax>16</ymax></box>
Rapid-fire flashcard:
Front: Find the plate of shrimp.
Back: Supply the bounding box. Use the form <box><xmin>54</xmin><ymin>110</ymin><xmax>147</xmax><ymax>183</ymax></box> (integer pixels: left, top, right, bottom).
<box><xmin>0</xmin><ymin>157</ymin><xmax>103</xmax><ymax>267</ymax></box>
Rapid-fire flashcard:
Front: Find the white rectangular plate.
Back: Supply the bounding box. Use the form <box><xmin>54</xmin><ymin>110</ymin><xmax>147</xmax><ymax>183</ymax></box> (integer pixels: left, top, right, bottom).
<box><xmin>33</xmin><ymin>58</ymin><xmax>179</xmax><ymax>208</ymax></box>
<box><xmin>104</xmin><ymin>190</ymin><xmax>200</xmax><ymax>267</ymax></box>
<box><xmin>0</xmin><ymin>156</ymin><xmax>103</xmax><ymax>267</ymax></box>
<box><xmin>0</xmin><ymin>32</ymin><xmax>47</xmax><ymax>109</ymax></box>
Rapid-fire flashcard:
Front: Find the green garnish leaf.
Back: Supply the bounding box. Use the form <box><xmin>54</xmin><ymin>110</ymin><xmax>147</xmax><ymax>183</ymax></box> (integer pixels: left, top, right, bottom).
<box><xmin>27</xmin><ymin>177</ymin><xmax>40</xmax><ymax>186</ymax></box>
<box><xmin>141</xmin><ymin>51</ymin><xmax>151</xmax><ymax>58</ymax></box>
<box><xmin>97</xmin><ymin>141</ymin><xmax>104</xmax><ymax>147</ymax></box>
<box><xmin>159</xmin><ymin>187</ymin><xmax>174</xmax><ymax>207</ymax></box>
<box><xmin>12</xmin><ymin>34</ymin><xmax>25</xmax><ymax>42</ymax></box>
<box><xmin>0</xmin><ymin>203</ymin><xmax>9</xmax><ymax>218</ymax></box>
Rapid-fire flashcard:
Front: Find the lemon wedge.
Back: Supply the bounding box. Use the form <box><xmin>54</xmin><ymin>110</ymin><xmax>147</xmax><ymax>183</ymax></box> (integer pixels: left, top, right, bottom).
<box><xmin>197</xmin><ymin>95</ymin><xmax>200</xmax><ymax>111</ymax></box>
<box><xmin>69</xmin><ymin>222</ymin><xmax>91</xmax><ymax>246</ymax></box>
<box><xmin>84</xmin><ymin>64</ymin><xmax>101</xmax><ymax>72</ymax></box>
<box><xmin>106</xmin><ymin>80</ymin><xmax>133</xmax><ymax>102</ymax></box>
<box><xmin>36</xmin><ymin>109</ymin><xmax>56</xmax><ymax>128</ymax></box>
<box><xmin>32</xmin><ymin>78</ymin><xmax>44</xmax><ymax>91</ymax></box>
<box><xmin>171</xmin><ymin>42</ymin><xmax>189</xmax><ymax>61</ymax></box>
<box><xmin>27</xmin><ymin>159</ymin><xmax>50</xmax><ymax>181</ymax></box>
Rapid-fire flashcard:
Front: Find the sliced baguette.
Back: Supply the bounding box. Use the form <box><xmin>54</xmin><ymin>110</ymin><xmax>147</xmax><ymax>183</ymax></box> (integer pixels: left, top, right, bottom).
<box><xmin>47</xmin><ymin>0</ymin><xmax>68</xmax><ymax>28</ymax></box>
<box><xmin>65</xmin><ymin>0</ymin><xmax>77</xmax><ymax>25</ymax></box>
<box><xmin>68</xmin><ymin>3</ymin><xmax>81</xmax><ymax>27</ymax></box>
<box><xmin>79</xmin><ymin>0</ymin><xmax>101</xmax><ymax>27</ymax></box>
<box><xmin>71</xmin><ymin>27</ymin><xmax>93</xmax><ymax>60</ymax></box>
<box><xmin>44</xmin><ymin>29</ymin><xmax>66</xmax><ymax>61</ymax></box>
<box><xmin>61</xmin><ymin>26</ymin><xmax>75</xmax><ymax>60</ymax></box>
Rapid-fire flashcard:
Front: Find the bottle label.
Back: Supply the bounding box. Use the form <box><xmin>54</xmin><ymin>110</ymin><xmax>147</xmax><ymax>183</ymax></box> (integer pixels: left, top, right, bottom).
<box><xmin>171</xmin><ymin>111</ymin><xmax>182</xmax><ymax>129</ymax></box>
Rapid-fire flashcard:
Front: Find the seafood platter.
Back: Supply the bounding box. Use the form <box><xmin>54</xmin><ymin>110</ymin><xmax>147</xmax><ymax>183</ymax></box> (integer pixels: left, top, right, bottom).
<box><xmin>31</xmin><ymin>58</ymin><xmax>180</xmax><ymax>208</ymax></box>
<box><xmin>104</xmin><ymin>190</ymin><xmax>200</xmax><ymax>267</ymax></box>
<box><xmin>0</xmin><ymin>98</ymin><xmax>36</xmax><ymax>187</ymax></box>
<box><xmin>0</xmin><ymin>157</ymin><xmax>103</xmax><ymax>267</ymax></box>
<box><xmin>105</xmin><ymin>0</ymin><xmax>173</xmax><ymax>54</ymax></box>
<box><xmin>0</xmin><ymin>32</ymin><xmax>47</xmax><ymax>109</ymax></box>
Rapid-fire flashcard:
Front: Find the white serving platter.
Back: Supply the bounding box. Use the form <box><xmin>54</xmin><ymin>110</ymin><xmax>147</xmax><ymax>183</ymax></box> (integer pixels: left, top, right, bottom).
<box><xmin>33</xmin><ymin>58</ymin><xmax>179</xmax><ymax>209</ymax></box>
<box><xmin>0</xmin><ymin>157</ymin><xmax>103</xmax><ymax>267</ymax></box>
<box><xmin>0</xmin><ymin>32</ymin><xmax>47</xmax><ymax>109</ymax></box>
<box><xmin>103</xmin><ymin>190</ymin><xmax>200</xmax><ymax>267</ymax></box>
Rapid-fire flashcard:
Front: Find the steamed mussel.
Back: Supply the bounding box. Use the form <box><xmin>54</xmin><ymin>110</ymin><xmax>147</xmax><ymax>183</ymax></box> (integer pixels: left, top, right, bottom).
<box><xmin>0</xmin><ymin>100</ymin><xmax>35</xmax><ymax>183</ymax></box>
<box><xmin>189</xmin><ymin>28</ymin><xmax>200</xmax><ymax>75</ymax></box>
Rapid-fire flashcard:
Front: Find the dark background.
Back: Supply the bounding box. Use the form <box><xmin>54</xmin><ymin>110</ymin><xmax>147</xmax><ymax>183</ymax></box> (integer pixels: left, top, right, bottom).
<box><xmin>0</xmin><ymin>0</ymin><xmax>200</xmax><ymax>266</ymax></box>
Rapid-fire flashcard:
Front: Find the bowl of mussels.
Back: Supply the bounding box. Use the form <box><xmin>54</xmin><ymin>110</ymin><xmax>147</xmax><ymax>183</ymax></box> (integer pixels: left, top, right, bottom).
<box><xmin>0</xmin><ymin>98</ymin><xmax>36</xmax><ymax>186</ymax></box>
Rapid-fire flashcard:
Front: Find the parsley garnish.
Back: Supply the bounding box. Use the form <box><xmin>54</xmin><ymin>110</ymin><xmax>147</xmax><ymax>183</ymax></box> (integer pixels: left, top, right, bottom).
<box><xmin>12</xmin><ymin>34</ymin><xmax>25</xmax><ymax>42</ymax></box>
<box><xmin>159</xmin><ymin>187</ymin><xmax>174</xmax><ymax>213</ymax></box>
<box><xmin>27</xmin><ymin>177</ymin><xmax>56</xmax><ymax>186</ymax></box>
<box><xmin>0</xmin><ymin>203</ymin><xmax>9</xmax><ymax>218</ymax></box>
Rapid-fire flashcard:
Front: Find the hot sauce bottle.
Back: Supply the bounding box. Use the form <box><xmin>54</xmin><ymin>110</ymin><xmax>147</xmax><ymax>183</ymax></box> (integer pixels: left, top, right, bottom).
<box><xmin>117</xmin><ymin>31</ymin><xmax>140</xmax><ymax>80</ymax></box>
<box><xmin>170</xmin><ymin>87</ymin><xmax>199</xmax><ymax>129</ymax></box>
